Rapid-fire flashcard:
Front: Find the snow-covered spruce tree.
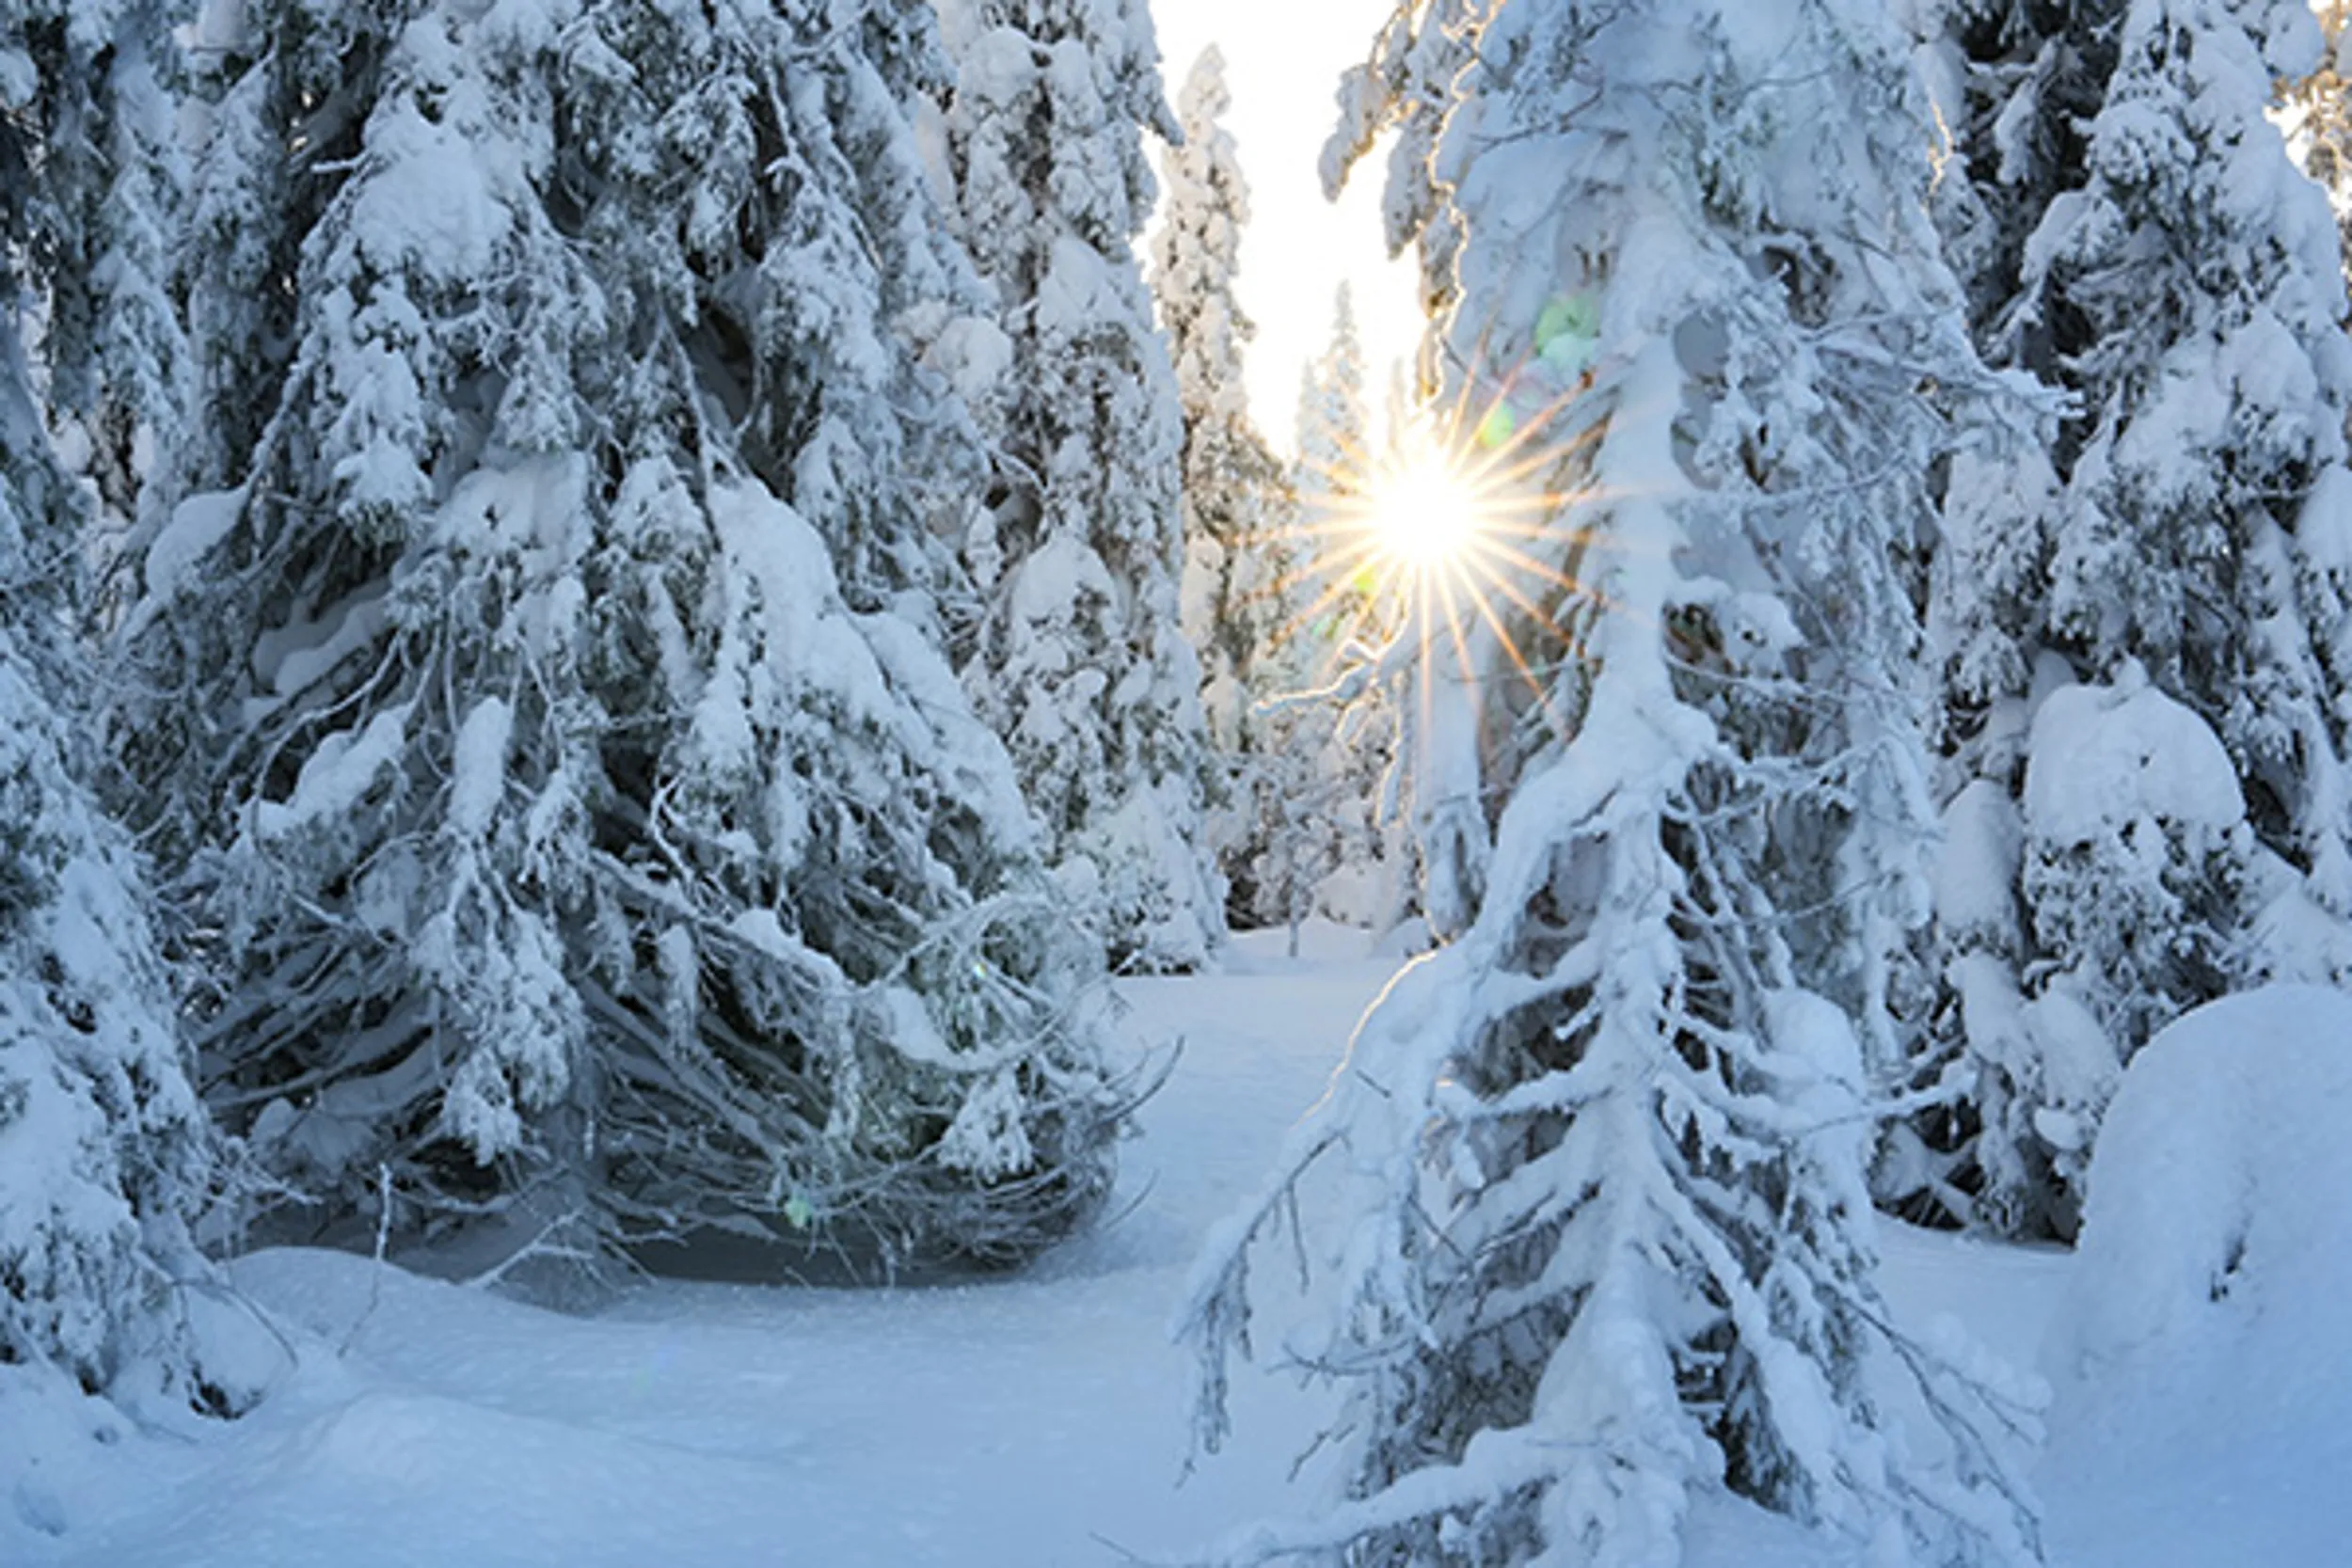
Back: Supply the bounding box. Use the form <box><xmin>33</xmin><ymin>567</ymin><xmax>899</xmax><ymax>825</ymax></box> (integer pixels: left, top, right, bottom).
<box><xmin>1155</xmin><ymin>45</ymin><xmax>1275</xmax><ymax>736</ymax></box>
<box><xmin>1322</xmin><ymin>0</ymin><xmax>1481</xmax><ymax>341</ymax></box>
<box><xmin>1923</xmin><ymin>0</ymin><xmax>2126</xmax><ymax>383</ymax></box>
<box><xmin>2281</xmin><ymin>1</ymin><xmax>2352</xmax><ymax>277</ymax></box>
<box><xmin>2032</xmin><ymin>0</ymin><xmax>2352</xmax><ymax>1172</ymax></box>
<box><xmin>0</xmin><ymin>0</ymin><xmax>211</xmax><ymax>1408</ymax></box>
<box><xmin>1179</xmin><ymin>5</ymin><xmax>2042</xmax><ymax>1565</ymax></box>
<box><xmin>1287</xmin><ymin>288</ymin><xmax>1409</xmax><ymax>931</ymax></box>
<box><xmin>14</xmin><ymin>0</ymin><xmax>186</xmax><ymax>538</ymax></box>
<box><xmin>1295</xmin><ymin>285</ymin><xmax>1370</xmax><ymax>510</ymax></box>
<box><xmin>1325</xmin><ymin>8</ymin><xmax>1520</xmax><ymax>943</ymax></box>
<box><xmin>1885</xmin><ymin>0</ymin><xmax>2111</xmax><ymax>1228</ymax></box>
<box><xmin>120</xmin><ymin>0</ymin><xmax>1119</xmax><ymax>1269</ymax></box>
<box><xmin>564</xmin><ymin>0</ymin><xmax>1118</xmax><ymax>1265</ymax></box>
<box><xmin>1915</xmin><ymin>0</ymin><xmax>2352</xmax><ymax>1237</ymax></box>
<box><xmin>1149</xmin><ymin>45</ymin><xmax>1321</xmax><ymax>932</ymax></box>
<box><xmin>939</xmin><ymin>0</ymin><xmax>1218</xmax><ymax>974</ymax></box>
<box><xmin>116</xmin><ymin>0</ymin><xmax>596</xmax><ymax>1251</ymax></box>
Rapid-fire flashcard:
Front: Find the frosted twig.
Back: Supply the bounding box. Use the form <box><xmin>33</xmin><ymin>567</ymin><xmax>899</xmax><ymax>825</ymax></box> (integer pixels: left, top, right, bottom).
<box><xmin>337</xmin><ymin>1162</ymin><xmax>394</xmax><ymax>1355</ymax></box>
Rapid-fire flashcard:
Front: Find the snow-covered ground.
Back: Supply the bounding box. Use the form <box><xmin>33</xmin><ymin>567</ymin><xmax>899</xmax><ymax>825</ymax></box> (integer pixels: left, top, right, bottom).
<box><xmin>5</xmin><ymin>928</ymin><xmax>2342</xmax><ymax>1566</ymax></box>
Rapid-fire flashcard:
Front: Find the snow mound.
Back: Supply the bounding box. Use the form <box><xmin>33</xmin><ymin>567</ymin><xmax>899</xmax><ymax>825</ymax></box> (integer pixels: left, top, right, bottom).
<box><xmin>2063</xmin><ymin>984</ymin><xmax>2352</xmax><ymax>1372</ymax></box>
<box><xmin>2044</xmin><ymin>983</ymin><xmax>2352</xmax><ymax>1566</ymax></box>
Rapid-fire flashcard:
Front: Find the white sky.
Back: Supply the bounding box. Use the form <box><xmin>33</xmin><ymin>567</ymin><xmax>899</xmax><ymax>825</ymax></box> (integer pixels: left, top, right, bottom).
<box><xmin>1146</xmin><ymin>2</ymin><xmax>1422</xmax><ymax>454</ymax></box>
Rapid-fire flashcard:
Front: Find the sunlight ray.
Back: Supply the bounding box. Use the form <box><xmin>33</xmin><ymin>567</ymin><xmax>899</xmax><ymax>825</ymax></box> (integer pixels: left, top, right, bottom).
<box><xmin>1456</xmin><ymin>562</ymin><xmax>1572</xmax><ymax>742</ymax></box>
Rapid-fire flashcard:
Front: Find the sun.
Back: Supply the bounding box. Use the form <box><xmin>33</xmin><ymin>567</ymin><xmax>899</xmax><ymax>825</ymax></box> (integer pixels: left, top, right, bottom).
<box><xmin>1263</xmin><ymin>369</ymin><xmax>1613</xmax><ymax>751</ymax></box>
<box><xmin>1367</xmin><ymin>451</ymin><xmax>1485</xmax><ymax>573</ymax></box>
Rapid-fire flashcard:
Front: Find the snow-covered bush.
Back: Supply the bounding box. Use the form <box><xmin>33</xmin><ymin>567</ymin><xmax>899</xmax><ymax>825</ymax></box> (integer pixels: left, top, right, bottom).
<box><xmin>119</xmin><ymin>0</ymin><xmax>1120</xmax><ymax>1272</ymax></box>
<box><xmin>939</xmin><ymin>0</ymin><xmax>1219</xmax><ymax>974</ymax></box>
<box><xmin>1179</xmin><ymin>3</ymin><xmax>2042</xmax><ymax>1564</ymax></box>
<box><xmin>1933</xmin><ymin>672</ymin><xmax>2258</xmax><ymax>1232</ymax></box>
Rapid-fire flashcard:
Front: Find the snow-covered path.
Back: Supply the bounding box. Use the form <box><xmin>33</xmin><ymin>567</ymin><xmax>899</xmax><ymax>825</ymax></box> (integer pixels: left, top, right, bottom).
<box><xmin>12</xmin><ymin>928</ymin><xmax>1392</xmax><ymax>1568</ymax></box>
<box><xmin>9</xmin><ymin>927</ymin><xmax>2344</xmax><ymax>1567</ymax></box>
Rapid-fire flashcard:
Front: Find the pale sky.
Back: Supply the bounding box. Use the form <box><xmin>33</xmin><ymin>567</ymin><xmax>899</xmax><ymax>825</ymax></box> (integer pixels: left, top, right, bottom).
<box><xmin>1146</xmin><ymin>2</ymin><xmax>1422</xmax><ymax>454</ymax></box>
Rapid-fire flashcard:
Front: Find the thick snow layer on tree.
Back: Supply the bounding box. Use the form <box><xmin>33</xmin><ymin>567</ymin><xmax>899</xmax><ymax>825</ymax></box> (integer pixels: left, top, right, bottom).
<box><xmin>248</xmin><ymin>705</ymin><xmax>410</xmax><ymax>842</ymax></box>
<box><xmin>0</xmin><ymin>935</ymin><xmax>2338</xmax><ymax>1566</ymax></box>
<box><xmin>136</xmin><ymin>488</ymin><xmax>242</xmax><ymax>612</ymax></box>
<box><xmin>1936</xmin><ymin>778</ymin><xmax>2024</xmax><ymax>942</ymax></box>
<box><xmin>2022</xmin><ymin>676</ymin><xmax>2244</xmax><ymax>846</ymax></box>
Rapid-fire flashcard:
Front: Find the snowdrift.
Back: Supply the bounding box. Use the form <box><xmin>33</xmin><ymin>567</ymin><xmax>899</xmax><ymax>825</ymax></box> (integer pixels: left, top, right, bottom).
<box><xmin>2043</xmin><ymin>983</ymin><xmax>2352</xmax><ymax>1566</ymax></box>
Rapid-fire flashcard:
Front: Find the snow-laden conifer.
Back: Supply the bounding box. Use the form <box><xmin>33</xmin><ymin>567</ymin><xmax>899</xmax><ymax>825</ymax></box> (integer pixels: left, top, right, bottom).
<box><xmin>14</xmin><ymin>0</ymin><xmax>186</xmax><ymax>535</ymax></box>
<box><xmin>2281</xmin><ymin>1</ymin><xmax>2352</xmax><ymax>276</ymax></box>
<box><xmin>1321</xmin><ymin>0</ymin><xmax>1480</xmax><ymax>329</ymax></box>
<box><xmin>1180</xmin><ymin>4</ymin><xmax>2042</xmax><ymax>1563</ymax></box>
<box><xmin>939</xmin><ymin>0</ymin><xmax>1218</xmax><ymax>974</ymax></box>
<box><xmin>1916</xmin><ymin>0</ymin><xmax>2352</xmax><ymax>1236</ymax></box>
<box><xmin>121</xmin><ymin>0</ymin><xmax>1119</xmax><ymax>1269</ymax></box>
<box><xmin>120</xmin><ymin>0</ymin><xmax>596</xmax><ymax>1247</ymax></box>
<box><xmin>2042</xmin><ymin>3</ymin><xmax>2352</xmax><ymax>921</ymax></box>
<box><xmin>1322</xmin><ymin>41</ymin><xmax>1505</xmax><ymax>943</ymax></box>
<box><xmin>1156</xmin><ymin>46</ymin><xmax>1279</xmax><ymax>749</ymax></box>
<box><xmin>1285</xmin><ymin>289</ymin><xmax>1409</xmax><ymax>932</ymax></box>
<box><xmin>1295</xmin><ymin>287</ymin><xmax>1369</xmax><ymax>500</ymax></box>
<box><xmin>0</xmin><ymin>0</ymin><xmax>211</xmax><ymax>1407</ymax></box>
<box><xmin>1924</xmin><ymin>0</ymin><xmax>2126</xmax><ymax>381</ymax></box>
<box><xmin>1150</xmin><ymin>46</ymin><xmax>1327</xmax><ymax>933</ymax></box>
